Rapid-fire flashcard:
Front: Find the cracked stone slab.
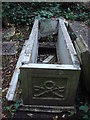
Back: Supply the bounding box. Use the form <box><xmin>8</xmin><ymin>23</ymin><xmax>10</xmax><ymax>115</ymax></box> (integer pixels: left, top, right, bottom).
<box><xmin>69</xmin><ymin>21</ymin><xmax>90</xmax><ymax>49</ymax></box>
<box><xmin>2</xmin><ymin>41</ymin><xmax>18</xmax><ymax>55</ymax></box>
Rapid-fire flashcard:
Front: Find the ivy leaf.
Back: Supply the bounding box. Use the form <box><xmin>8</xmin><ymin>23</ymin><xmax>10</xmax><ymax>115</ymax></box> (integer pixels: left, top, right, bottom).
<box><xmin>6</xmin><ymin>106</ymin><xmax>12</xmax><ymax>111</ymax></box>
<box><xmin>68</xmin><ymin>112</ymin><xmax>74</xmax><ymax>117</ymax></box>
<box><xmin>18</xmin><ymin>74</ymin><xmax>21</xmax><ymax>81</ymax></box>
<box><xmin>79</xmin><ymin>103</ymin><xmax>88</xmax><ymax>113</ymax></box>
<box><xmin>38</xmin><ymin>14</ymin><xmax>41</xmax><ymax>20</ymax></box>
<box><xmin>14</xmin><ymin>100</ymin><xmax>21</xmax><ymax>110</ymax></box>
<box><xmin>66</xmin><ymin>15</ymin><xmax>69</xmax><ymax>19</ymax></box>
<box><xmin>68</xmin><ymin>7</ymin><xmax>71</xmax><ymax>12</ymax></box>
<box><xmin>83</xmin><ymin>114</ymin><xmax>88</xmax><ymax>119</ymax></box>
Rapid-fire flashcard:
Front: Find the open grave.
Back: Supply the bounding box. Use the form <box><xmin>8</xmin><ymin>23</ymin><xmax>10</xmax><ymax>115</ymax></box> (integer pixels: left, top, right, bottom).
<box><xmin>6</xmin><ymin>18</ymin><xmax>81</xmax><ymax>115</ymax></box>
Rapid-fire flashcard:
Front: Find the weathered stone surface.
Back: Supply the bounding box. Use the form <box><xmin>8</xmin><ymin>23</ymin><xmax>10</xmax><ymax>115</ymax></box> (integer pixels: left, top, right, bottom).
<box><xmin>42</xmin><ymin>55</ymin><xmax>55</xmax><ymax>64</ymax></box>
<box><xmin>74</xmin><ymin>35</ymin><xmax>90</xmax><ymax>92</ymax></box>
<box><xmin>69</xmin><ymin>21</ymin><xmax>89</xmax><ymax>49</ymax></box>
<box><xmin>2</xmin><ymin>42</ymin><xmax>18</xmax><ymax>55</ymax></box>
<box><xmin>39</xmin><ymin>19</ymin><xmax>58</xmax><ymax>38</ymax></box>
<box><xmin>6</xmin><ymin>19</ymin><xmax>38</xmax><ymax>101</ymax></box>
<box><xmin>20</xmin><ymin>18</ymin><xmax>80</xmax><ymax>113</ymax></box>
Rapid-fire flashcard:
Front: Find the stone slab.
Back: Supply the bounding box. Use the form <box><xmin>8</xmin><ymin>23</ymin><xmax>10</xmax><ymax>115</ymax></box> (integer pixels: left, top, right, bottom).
<box><xmin>2</xmin><ymin>42</ymin><xmax>18</xmax><ymax>55</ymax></box>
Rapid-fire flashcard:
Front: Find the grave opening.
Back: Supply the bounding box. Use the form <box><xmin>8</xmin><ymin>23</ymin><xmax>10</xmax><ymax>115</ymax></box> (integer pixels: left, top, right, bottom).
<box><xmin>38</xmin><ymin>34</ymin><xmax>58</xmax><ymax>64</ymax></box>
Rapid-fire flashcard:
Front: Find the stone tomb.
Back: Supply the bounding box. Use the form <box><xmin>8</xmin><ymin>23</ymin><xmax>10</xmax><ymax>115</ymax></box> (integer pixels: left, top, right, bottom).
<box><xmin>6</xmin><ymin>18</ymin><xmax>81</xmax><ymax>114</ymax></box>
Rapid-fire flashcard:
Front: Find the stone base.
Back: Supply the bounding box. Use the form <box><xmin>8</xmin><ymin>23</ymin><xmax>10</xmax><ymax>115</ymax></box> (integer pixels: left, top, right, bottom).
<box><xmin>16</xmin><ymin>104</ymin><xmax>76</xmax><ymax>119</ymax></box>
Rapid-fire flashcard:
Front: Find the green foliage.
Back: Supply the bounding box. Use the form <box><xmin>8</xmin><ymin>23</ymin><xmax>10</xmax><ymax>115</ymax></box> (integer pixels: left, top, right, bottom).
<box><xmin>83</xmin><ymin>114</ymin><xmax>88</xmax><ymax>119</ymax></box>
<box><xmin>5</xmin><ymin>105</ymin><xmax>12</xmax><ymax>112</ymax></box>
<box><xmin>4</xmin><ymin>99</ymin><xmax>22</xmax><ymax>118</ymax></box>
<box><xmin>79</xmin><ymin>103</ymin><xmax>88</xmax><ymax>113</ymax></box>
<box><xmin>2</xmin><ymin>3</ymin><xmax>89</xmax><ymax>27</ymax></box>
<box><xmin>68</xmin><ymin>111</ymin><xmax>74</xmax><ymax>117</ymax></box>
<box><xmin>14</xmin><ymin>99</ymin><xmax>21</xmax><ymax>110</ymax></box>
<box><xmin>4</xmin><ymin>105</ymin><xmax>14</xmax><ymax>118</ymax></box>
<box><xmin>79</xmin><ymin>102</ymin><xmax>90</xmax><ymax>120</ymax></box>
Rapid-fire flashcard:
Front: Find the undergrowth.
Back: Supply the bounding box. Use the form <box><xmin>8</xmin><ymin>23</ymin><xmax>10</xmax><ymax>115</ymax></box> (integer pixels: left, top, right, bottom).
<box><xmin>2</xmin><ymin>2</ymin><xmax>89</xmax><ymax>27</ymax></box>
